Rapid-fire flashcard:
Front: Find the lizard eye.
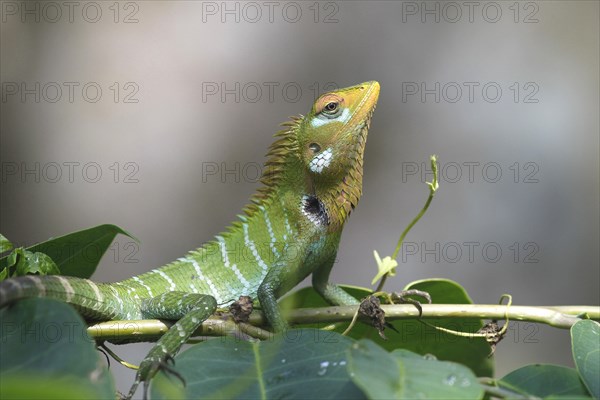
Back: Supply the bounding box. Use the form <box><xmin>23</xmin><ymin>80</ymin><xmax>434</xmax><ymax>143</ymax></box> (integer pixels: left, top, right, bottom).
<box><xmin>309</xmin><ymin>143</ymin><xmax>321</xmax><ymax>153</ymax></box>
<box><xmin>322</xmin><ymin>102</ymin><xmax>339</xmax><ymax>115</ymax></box>
<box><xmin>325</xmin><ymin>102</ymin><xmax>338</xmax><ymax>112</ymax></box>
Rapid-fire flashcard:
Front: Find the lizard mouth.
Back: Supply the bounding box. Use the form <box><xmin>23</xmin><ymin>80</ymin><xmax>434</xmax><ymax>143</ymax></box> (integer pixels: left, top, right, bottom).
<box><xmin>339</xmin><ymin>81</ymin><xmax>380</xmax><ymax>137</ymax></box>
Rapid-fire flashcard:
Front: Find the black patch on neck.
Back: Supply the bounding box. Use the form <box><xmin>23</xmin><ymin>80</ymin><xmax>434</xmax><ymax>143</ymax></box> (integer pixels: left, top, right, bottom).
<box><xmin>302</xmin><ymin>195</ymin><xmax>330</xmax><ymax>226</ymax></box>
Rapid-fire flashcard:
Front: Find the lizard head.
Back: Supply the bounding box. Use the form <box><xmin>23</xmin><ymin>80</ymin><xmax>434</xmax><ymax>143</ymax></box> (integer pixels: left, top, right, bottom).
<box><xmin>249</xmin><ymin>81</ymin><xmax>379</xmax><ymax>229</ymax></box>
<box><xmin>298</xmin><ymin>81</ymin><xmax>380</xmax><ymax>227</ymax></box>
<box><xmin>300</xmin><ymin>82</ymin><xmax>379</xmax><ymax>179</ymax></box>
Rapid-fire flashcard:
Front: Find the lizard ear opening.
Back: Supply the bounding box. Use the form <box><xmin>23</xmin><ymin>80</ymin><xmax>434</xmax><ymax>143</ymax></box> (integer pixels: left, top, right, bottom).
<box><xmin>309</xmin><ymin>143</ymin><xmax>321</xmax><ymax>154</ymax></box>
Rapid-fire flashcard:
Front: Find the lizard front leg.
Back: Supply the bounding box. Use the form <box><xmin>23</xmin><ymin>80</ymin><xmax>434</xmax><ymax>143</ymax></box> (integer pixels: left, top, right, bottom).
<box><xmin>311</xmin><ymin>248</ymin><xmax>359</xmax><ymax>307</ymax></box>
<box><xmin>257</xmin><ymin>278</ymin><xmax>287</xmax><ymax>333</ymax></box>
<box><xmin>257</xmin><ymin>240</ymin><xmax>317</xmax><ymax>332</ymax></box>
<box><xmin>126</xmin><ymin>292</ymin><xmax>217</xmax><ymax>399</ymax></box>
<box><xmin>312</xmin><ymin>250</ymin><xmax>430</xmax><ymax>334</ymax></box>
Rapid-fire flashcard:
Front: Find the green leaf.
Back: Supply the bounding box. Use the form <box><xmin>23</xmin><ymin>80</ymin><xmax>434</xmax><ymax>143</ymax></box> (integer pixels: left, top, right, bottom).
<box><xmin>391</xmin><ymin>279</ymin><xmax>493</xmax><ymax>377</ymax></box>
<box><xmin>0</xmin><ymin>376</ymin><xmax>103</xmax><ymax>400</ymax></box>
<box><xmin>152</xmin><ymin>329</ymin><xmax>365</xmax><ymax>399</ymax></box>
<box><xmin>1</xmin><ymin>247</ymin><xmax>62</xmax><ymax>281</ymax></box>
<box><xmin>0</xmin><ymin>224</ymin><xmax>136</xmax><ymax>278</ymax></box>
<box><xmin>544</xmin><ymin>396</ymin><xmax>594</xmax><ymax>400</ymax></box>
<box><xmin>0</xmin><ymin>298</ymin><xmax>116</xmax><ymax>399</ymax></box>
<box><xmin>499</xmin><ymin>364</ymin><xmax>591</xmax><ymax>398</ymax></box>
<box><xmin>281</xmin><ymin>279</ymin><xmax>493</xmax><ymax>377</ymax></box>
<box><xmin>571</xmin><ymin>320</ymin><xmax>600</xmax><ymax>398</ymax></box>
<box><xmin>279</xmin><ymin>284</ymin><xmax>372</xmax><ymax>314</ymax></box>
<box><xmin>13</xmin><ymin>249</ymin><xmax>61</xmax><ymax>276</ymax></box>
<box><xmin>347</xmin><ymin>339</ymin><xmax>483</xmax><ymax>399</ymax></box>
<box><xmin>6</xmin><ymin>247</ymin><xmax>20</xmax><ymax>267</ymax></box>
<box><xmin>0</xmin><ymin>233</ymin><xmax>13</xmax><ymax>253</ymax></box>
<box><xmin>0</xmin><ymin>247</ymin><xmax>21</xmax><ymax>280</ymax></box>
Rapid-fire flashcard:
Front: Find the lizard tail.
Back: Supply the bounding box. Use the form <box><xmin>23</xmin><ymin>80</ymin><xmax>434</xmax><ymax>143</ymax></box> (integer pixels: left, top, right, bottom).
<box><xmin>0</xmin><ymin>275</ymin><xmax>119</xmax><ymax>320</ymax></box>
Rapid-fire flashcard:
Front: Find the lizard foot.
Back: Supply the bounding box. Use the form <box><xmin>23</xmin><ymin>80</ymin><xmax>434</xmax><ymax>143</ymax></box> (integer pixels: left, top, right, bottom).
<box><xmin>391</xmin><ymin>289</ymin><xmax>432</xmax><ymax>317</ymax></box>
<box><xmin>127</xmin><ymin>353</ymin><xmax>185</xmax><ymax>400</ymax></box>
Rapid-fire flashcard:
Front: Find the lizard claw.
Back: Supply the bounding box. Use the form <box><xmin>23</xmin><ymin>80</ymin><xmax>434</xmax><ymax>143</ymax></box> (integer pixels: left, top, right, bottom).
<box><xmin>158</xmin><ymin>354</ymin><xmax>186</xmax><ymax>387</ymax></box>
<box><xmin>391</xmin><ymin>289</ymin><xmax>432</xmax><ymax>317</ymax></box>
<box><xmin>126</xmin><ymin>378</ymin><xmax>141</xmax><ymax>400</ymax></box>
<box><xmin>127</xmin><ymin>354</ymin><xmax>186</xmax><ymax>400</ymax></box>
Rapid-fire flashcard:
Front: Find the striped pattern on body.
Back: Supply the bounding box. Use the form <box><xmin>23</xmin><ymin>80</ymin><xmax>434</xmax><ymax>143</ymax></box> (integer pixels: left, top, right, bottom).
<box><xmin>0</xmin><ymin>198</ymin><xmax>298</xmax><ymax>321</ymax></box>
<box><xmin>0</xmin><ymin>81</ymin><xmax>381</xmax><ymax>400</ymax></box>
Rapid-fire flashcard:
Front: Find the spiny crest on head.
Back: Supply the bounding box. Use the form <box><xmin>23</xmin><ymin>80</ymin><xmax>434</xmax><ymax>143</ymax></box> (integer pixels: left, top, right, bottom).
<box><xmin>242</xmin><ymin>115</ymin><xmax>302</xmax><ymax>216</ymax></box>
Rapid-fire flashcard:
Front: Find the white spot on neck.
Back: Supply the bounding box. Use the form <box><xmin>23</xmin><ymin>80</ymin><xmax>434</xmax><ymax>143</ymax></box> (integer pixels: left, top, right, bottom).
<box><xmin>309</xmin><ymin>147</ymin><xmax>333</xmax><ymax>173</ymax></box>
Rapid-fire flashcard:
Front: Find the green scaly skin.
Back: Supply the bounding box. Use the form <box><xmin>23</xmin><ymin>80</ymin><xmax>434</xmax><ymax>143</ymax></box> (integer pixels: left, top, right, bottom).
<box><xmin>0</xmin><ymin>81</ymin><xmax>380</xmax><ymax>398</ymax></box>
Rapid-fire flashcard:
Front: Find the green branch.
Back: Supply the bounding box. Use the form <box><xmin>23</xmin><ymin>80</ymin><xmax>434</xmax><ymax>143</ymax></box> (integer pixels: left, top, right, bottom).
<box><xmin>88</xmin><ymin>304</ymin><xmax>600</xmax><ymax>341</ymax></box>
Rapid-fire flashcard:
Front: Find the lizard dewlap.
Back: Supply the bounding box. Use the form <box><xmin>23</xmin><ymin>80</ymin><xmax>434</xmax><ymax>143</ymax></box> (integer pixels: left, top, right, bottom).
<box><xmin>0</xmin><ymin>81</ymin><xmax>380</xmax><ymax>399</ymax></box>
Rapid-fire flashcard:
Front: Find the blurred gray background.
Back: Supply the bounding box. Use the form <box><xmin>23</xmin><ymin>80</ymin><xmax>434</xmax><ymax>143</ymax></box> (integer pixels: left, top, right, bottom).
<box><xmin>1</xmin><ymin>1</ymin><xmax>598</xmax><ymax>396</ymax></box>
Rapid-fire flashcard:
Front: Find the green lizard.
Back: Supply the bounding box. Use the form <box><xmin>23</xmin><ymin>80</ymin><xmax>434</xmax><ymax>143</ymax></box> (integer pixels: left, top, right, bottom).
<box><xmin>0</xmin><ymin>81</ymin><xmax>380</xmax><ymax>398</ymax></box>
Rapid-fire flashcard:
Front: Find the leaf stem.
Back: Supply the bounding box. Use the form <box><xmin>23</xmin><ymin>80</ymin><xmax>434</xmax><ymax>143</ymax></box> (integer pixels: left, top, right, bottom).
<box><xmin>375</xmin><ymin>155</ymin><xmax>438</xmax><ymax>293</ymax></box>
